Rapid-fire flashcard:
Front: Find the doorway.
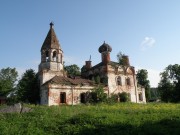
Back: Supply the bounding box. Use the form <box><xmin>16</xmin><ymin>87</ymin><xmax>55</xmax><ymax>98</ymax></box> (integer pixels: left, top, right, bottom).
<box><xmin>60</xmin><ymin>92</ymin><xmax>66</xmax><ymax>103</ymax></box>
<box><xmin>80</xmin><ymin>93</ymin><xmax>86</xmax><ymax>103</ymax></box>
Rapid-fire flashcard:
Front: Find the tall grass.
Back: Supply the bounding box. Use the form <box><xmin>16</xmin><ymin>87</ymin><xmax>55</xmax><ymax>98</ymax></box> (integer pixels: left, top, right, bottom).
<box><xmin>0</xmin><ymin>103</ymin><xmax>180</xmax><ymax>135</ymax></box>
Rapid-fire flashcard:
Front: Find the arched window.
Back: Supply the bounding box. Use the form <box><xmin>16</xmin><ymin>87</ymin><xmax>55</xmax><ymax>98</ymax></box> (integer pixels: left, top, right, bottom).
<box><xmin>139</xmin><ymin>93</ymin><xmax>143</xmax><ymax>101</ymax></box>
<box><xmin>45</xmin><ymin>50</ymin><xmax>49</xmax><ymax>62</ymax></box>
<box><xmin>126</xmin><ymin>78</ymin><xmax>131</xmax><ymax>86</ymax></box>
<box><xmin>53</xmin><ymin>51</ymin><xmax>57</xmax><ymax>61</ymax></box>
<box><xmin>117</xmin><ymin>76</ymin><xmax>122</xmax><ymax>86</ymax></box>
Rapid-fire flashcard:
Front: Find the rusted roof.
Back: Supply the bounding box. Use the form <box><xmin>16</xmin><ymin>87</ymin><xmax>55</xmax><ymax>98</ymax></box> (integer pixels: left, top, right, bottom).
<box><xmin>41</xmin><ymin>22</ymin><xmax>61</xmax><ymax>51</ymax></box>
<box><xmin>90</xmin><ymin>61</ymin><xmax>119</xmax><ymax>70</ymax></box>
<box><xmin>47</xmin><ymin>76</ymin><xmax>94</xmax><ymax>86</ymax></box>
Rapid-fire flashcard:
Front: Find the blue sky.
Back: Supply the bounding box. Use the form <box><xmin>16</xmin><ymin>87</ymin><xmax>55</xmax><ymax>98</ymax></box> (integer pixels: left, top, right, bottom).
<box><xmin>1</xmin><ymin>0</ymin><xmax>180</xmax><ymax>87</ymax></box>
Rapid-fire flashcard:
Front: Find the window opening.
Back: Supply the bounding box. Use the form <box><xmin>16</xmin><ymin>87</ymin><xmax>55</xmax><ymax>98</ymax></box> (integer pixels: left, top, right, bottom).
<box><xmin>139</xmin><ymin>93</ymin><xmax>143</xmax><ymax>101</ymax></box>
<box><xmin>126</xmin><ymin>78</ymin><xmax>131</xmax><ymax>86</ymax></box>
<box><xmin>117</xmin><ymin>76</ymin><xmax>122</xmax><ymax>86</ymax></box>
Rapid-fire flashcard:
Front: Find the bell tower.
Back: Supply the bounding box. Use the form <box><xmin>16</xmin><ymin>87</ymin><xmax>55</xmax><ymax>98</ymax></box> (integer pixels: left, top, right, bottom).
<box><xmin>38</xmin><ymin>22</ymin><xmax>64</xmax><ymax>85</ymax></box>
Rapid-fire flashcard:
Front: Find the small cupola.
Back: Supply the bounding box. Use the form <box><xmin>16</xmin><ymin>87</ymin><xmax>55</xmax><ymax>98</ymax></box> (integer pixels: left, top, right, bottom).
<box><xmin>98</xmin><ymin>41</ymin><xmax>112</xmax><ymax>53</ymax></box>
<box><xmin>99</xmin><ymin>41</ymin><xmax>112</xmax><ymax>64</ymax></box>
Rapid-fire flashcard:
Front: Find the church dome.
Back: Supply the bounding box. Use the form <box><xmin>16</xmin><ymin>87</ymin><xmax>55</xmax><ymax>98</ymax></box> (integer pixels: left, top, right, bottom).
<box><xmin>98</xmin><ymin>41</ymin><xmax>112</xmax><ymax>53</ymax></box>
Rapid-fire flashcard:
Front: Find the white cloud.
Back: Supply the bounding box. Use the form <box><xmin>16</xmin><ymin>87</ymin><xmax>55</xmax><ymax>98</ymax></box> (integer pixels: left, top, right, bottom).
<box><xmin>136</xmin><ymin>67</ymin><xmax>160</xmax><ymax>87</ymax></box>
<box><xmin>141</xmin><ymin>37</ymin><xmax>156</xmax><ymax>51</ymax></box>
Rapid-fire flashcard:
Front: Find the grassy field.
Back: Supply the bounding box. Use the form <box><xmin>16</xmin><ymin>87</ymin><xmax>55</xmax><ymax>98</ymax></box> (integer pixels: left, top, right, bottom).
<box><xmin>0</xmin><ymin>103</ymin><xmax>180</xmax><ymax>135</ymax></box>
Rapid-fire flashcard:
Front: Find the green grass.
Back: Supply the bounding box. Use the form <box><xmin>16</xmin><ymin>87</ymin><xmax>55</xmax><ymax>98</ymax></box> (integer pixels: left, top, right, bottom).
<box><xmin>0</xmin><ymin>103</ymin><xmax>180</xmax><ymax>135</ymax></box>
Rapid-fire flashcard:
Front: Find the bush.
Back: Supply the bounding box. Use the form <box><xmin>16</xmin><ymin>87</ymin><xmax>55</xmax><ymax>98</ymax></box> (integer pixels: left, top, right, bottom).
<box><xmin>106</xmin><ymin>94</ymin><xmax>119</xmax><ymax>104</ymax></box>
<box><xmin>119</xmin><ymin>92</ymin><xmax>130</xmax><ymax>102</ymax></box>
<box><xmin>91</xmin><ymin>86</ymin><xmax>107</xmax><ymax>103</ymax></box>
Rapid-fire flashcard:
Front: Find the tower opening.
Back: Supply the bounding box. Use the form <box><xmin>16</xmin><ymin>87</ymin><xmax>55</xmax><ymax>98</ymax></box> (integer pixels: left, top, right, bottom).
<box><xmin>60</xmin><ymin>54</ymin><xmax>63</xmax><ymax>63</ymax></box>
<box><xmin>53</xmin><ymin>51</ymin><xmax>57</xmax><ymax>62</ymax></box>
<box><xmin>45</xmin><ymin>50</ymin><xmax>49</xmax><ymax>62</ymax></box>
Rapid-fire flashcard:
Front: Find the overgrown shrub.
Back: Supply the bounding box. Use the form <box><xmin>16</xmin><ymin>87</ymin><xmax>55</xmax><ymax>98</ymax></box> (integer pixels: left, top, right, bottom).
<box><xmin>119</xmin><ymin>92</ymin><xmax>130</xmax><ymax>102</ymax></box>
<box><xmin>91</xmin><ymin>86</ymin><xmax>107</xmax><ymax>103</ymax></box>
<box><xmin>106</xmin><ymin>94</ymin><xmax>119</xmax><ymax>104</ymax></box>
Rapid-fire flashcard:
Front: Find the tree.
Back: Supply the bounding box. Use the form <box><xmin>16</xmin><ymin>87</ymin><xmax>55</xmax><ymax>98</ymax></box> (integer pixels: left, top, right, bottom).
<box><xmin>136</xmin><ymin>69</ymin><xmax>151</xmax><ymax>101</ymax></box>
<box><xmin>149</xmin><ymin>87</ymin><xmax>160</xmax><ymax>101</ymax></box>
<box><xmin>158</xmin><ymin>64</ymin><xmax>180</xmax><ymax>102</ymax></box>
<box><xmin>0</xmin><ymin>67</ymin><xmax>18</xmax><ymax>96</ymax></box>
<box><xmin>91</xmin><ymin>86</ymin><xmax>107</xmax><ymax>103</ymax></box>
<box><xmin>17</xmin><ymin>69</ymin><xmax>39</xmax><ymax>104</ymax></box>
<box><xmin>64</xmin><ymin>64</ymin><xmax>81</xmax><ymax>77</ymax></box>
<box><xmin>117</xmin><ymin>52</ymin><xmax>130</xmax><ymax>66</ymax></box>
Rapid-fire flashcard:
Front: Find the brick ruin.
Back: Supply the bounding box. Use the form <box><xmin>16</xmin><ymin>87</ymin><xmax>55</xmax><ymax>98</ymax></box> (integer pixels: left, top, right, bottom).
<box><xmin>39</xmin><ymin>23</ymin><xmax>146</xmax><ymax>106</ymax></box>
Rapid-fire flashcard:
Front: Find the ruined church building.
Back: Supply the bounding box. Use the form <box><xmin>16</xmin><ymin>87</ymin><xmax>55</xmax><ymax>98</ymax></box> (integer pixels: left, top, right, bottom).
<box><xmin>38</xmin><ymin>23</ymin><xmax>146</xmax><ymax>106</ymax></box>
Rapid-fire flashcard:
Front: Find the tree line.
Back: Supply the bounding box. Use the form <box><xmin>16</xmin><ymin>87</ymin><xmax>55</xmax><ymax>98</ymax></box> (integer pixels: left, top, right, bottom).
<box><xmin>131</xmin><ymin>64</ymin><xmax>180</xmax><ymax>103</ymax></box>
<box><xmin>0</xmin><ymin>68</ymin><xmax>39</xmax><ymax>104</ymax></box>
<box><xmin>0</xmin><ymin>65</ymin><xmax>82</xmax><ymax>104</ymax></box>
<box><xmin>158</xmin><ymin>64</ymin><xmax>180</xmax><ymax>102</ymax></box>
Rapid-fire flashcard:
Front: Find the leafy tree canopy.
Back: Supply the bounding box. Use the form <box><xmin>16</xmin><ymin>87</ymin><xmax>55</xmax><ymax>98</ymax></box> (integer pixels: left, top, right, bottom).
<box><xmin>117</xmin><ymin>52</ymin><xmax>129</xmax><ymax>66</ymax></box>
<box><xmin>136</xmin><ymin>69</ymin><xmax>151</xmax><ymax>101</ymax></box>
<box><xmin>64</xmin><ymin>64</ymin><xmax>81</xmax><ymax>77</ymax></box>
<box><xmin>136</xmin><ymin>69</ymin><xmax>150</xmax><ymax>88</ymax></box>
<box><xmin>0</xmin><ymin>67</ymin><xmax>18</xmax><ymax>96</ymax></box>
<box><xmin>158</xmin><ymin>64</ymin><xmax>180</xmax><ymax>102</ymax></box>
<box><xmin>17</xmin><ymin>69</ymin><xmax>39</xmax><ymax>104</ymax></box>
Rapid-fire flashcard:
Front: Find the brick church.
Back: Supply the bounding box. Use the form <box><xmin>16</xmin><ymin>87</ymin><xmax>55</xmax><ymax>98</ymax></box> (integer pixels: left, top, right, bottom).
<box><xmin>38</xmin><ymin>23</ymin><xmax>146</xmax><ymax>106</ymax></box>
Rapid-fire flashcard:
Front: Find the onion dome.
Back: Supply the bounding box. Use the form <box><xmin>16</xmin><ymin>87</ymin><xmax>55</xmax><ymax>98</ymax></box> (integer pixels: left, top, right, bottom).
<box><xmin>98</xmin><ymin>41</ymin><xmax>112</xmax><ymax>53</ymax></box>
